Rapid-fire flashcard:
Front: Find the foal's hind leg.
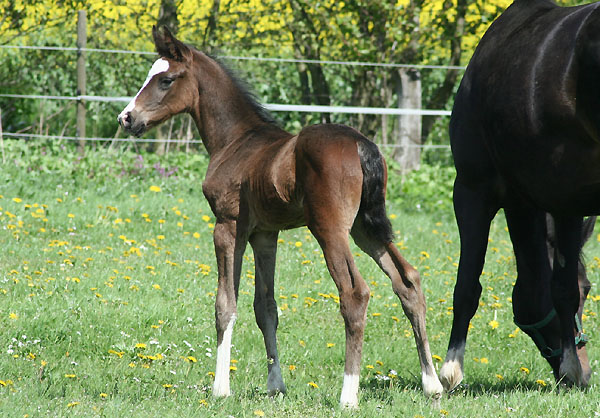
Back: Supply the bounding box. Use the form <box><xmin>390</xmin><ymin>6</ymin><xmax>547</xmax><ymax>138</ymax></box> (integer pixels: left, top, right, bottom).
<box><xmin>303</xmin><ymin>190</ymin><xmax>369</xmax><ymax>406</ymax></box>
<box><xmin>351</xmin><ymin>222</ymin><xmax>443</xmax><ymax>399</ymax></box>
<box><xmin>310</xmin><ymin>226</ymin><xmax>370</xmax><ymax>408</ymax></box>
<box><xmin>440</xmin><ymin>180</ymin><xmax>498</xmax><ymax>392</ymax></box>
<box><xmin>249</xmin><ymin>231</ymin><xmax>286</xmax><ymax>396</ymax></box>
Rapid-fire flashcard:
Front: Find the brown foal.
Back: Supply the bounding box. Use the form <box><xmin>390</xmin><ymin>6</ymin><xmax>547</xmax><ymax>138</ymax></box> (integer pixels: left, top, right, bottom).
<box><xmin>118</xmin><ymin>26</ymin><xmax>442</xmax><ymax>407</ymax></box>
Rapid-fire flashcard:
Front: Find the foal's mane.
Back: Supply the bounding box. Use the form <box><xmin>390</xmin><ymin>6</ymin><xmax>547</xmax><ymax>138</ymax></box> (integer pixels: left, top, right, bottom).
<box><xmin>198</xmin><ymin>47</ymin><xmax>279</xmax><ymax>126</ymax></box>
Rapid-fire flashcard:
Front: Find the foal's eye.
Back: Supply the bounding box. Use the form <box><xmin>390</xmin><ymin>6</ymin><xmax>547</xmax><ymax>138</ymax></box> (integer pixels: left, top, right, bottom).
<box><xmin>160</xmin><ymin>77</ymin><xmax>174</xmax><ymax>89</ymax></box>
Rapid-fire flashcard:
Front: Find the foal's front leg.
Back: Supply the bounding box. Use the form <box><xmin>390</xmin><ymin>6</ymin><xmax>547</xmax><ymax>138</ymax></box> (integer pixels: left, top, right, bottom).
<box><xmin>250</xmin><ymin>231</ymin><xmax>287</xmax><ymax>396</ymax></box>
<box><xmin>213</xmin><ymin>221</ymin><xmax>247</xmax><ymax>397</ymax></box>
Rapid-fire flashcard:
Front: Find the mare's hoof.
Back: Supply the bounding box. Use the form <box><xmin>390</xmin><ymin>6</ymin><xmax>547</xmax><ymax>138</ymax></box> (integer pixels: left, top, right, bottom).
<box><xmin>439</xmin><ymin>360</ymin><xmax>463</xmax><ymax>393</ymax></box>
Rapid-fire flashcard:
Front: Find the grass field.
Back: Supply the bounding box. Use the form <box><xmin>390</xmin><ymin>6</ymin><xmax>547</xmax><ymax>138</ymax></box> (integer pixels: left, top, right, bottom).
<box><xmin>0</xmin><ymin>141</ymin><xmax>599</xmax><ymax>417</ymax></box>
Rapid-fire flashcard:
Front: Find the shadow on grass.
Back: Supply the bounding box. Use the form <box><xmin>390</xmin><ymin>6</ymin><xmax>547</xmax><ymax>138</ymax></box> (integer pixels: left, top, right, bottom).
<box><xmin>359</xmin><ymin>373</ymin><xmax>587</xmax><ymax>402</ymax></box>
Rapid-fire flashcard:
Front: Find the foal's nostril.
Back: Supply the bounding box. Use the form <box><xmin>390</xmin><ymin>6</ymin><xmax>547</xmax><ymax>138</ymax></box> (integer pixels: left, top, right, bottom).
<box><xmin>118</xmin><ymin>112</ymin><xmax>132</xmax><ymax>128</ymax></box>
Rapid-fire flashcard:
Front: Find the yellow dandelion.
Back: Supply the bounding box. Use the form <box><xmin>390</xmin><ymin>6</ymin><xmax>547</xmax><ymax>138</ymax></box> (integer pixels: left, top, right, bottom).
<box><xmin>67</xmin><ymin>402</ymin><xmax>79</xmax><ymax>408</ymax></box>
<box><xmin>295</xmin><ymin>241</ymin><xmax>302</xmax><ymax>248</ymax></box>
<box><xmin>67</xmin><ymin>213</ymin><xmax>75</xmax><ymax>218</ymax></box>
<box><xmin>480</xmin><ymin>357</ymin><xmax>489</xmax><ymax>364</ymax></box>
<box><xmin>201</xmin><ymin>215</ymin><xmax>210</xmax><ymax>222</ymax></box>
<box><xmin>152</xmin><ymin>284</ymin><xmax>161</xmax><ymax>290</ymax></box>
<box><xmin>135</xmin><ymin>343</ymin><xmax>147</xmax><ymax>349</ymax></box>
<box><xmin>254</xmin><ymin>410</ymin><xmax>265</xmax><ymax>417</ymax></box>
<box><xmin>520</xmin><ymin>366</ymin><xmax>530</xmax><ymax>374</ymax></box>
<box><xmin>496</xmin><ymin>374</ymin><xmax>504</xmax><ymax>380</ymax></box>
<box><xmin>488</xmin><ymin>320</ymin><xmax>499</xmax><ymax>329</ymax></box>
<box><xmin>149</xmin><ymin>185</ymin><xmax>161</xmax><ymax>192</ymax></box>
<box><xmin>186</xmin><ymin>356</ymin><xmax>197</xmax><ymax>363</ymax></box>
<box><xmin>100</xmin><ymin>393</ymin><xmax>108</xmax><ymax>399</ymax></box>
<box><xmin>289</xmin><ymin>364</ymin><xmax>296</xmax><ymax>371</ymax></box>
<box><xmin>432</xmin><ymin>354</ymin><xmax>442</xmax><ymax>362</ymax></box>
<box><xmin>199</xmin><ymin>399</ymin><xmax>208</xmax><ymax>406</ymax></box>
<box><xmin>193</xmin><ymin>232</ymin><xmax>200</xmax><ymax>239</ymax></box>
<box><xmin>108</xmin><ymin>349</ymin><xmax>124</xmax><ymax>358</ymax></box>
<box><xmin>9</xmin><ymin>313</ymin><xmax>18</xmax><ymax>320</ymax></box>
<box><xmin>326</xmin><ymin>343</ymin><xmax>335</xmax><ymax>348</ymax></box>
<box><xmin>64</xmin><ymin>374</ymin><xmax>76</xmax><ymax>378</ymax></box>
<box><xmin>308</xmin><ymin>381</ymin><xmax>319</xmax><ymax>388</ymax></box>
<box><xmin>536</xmin><ymin>379</ymin><xmax>547</xmax><ymax>387</ymax></box>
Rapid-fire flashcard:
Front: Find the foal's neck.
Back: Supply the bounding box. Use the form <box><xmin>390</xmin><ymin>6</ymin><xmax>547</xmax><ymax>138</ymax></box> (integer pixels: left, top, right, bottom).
<box><xmin>190</xmin><ymin>52</ymin><xmax>286</xmax><ymax>156</ymax></box>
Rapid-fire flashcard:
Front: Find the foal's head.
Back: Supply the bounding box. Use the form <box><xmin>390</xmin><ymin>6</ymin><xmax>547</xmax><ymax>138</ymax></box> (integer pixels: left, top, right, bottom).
<box><xmin>118</xmin><ymin>26</ymin><xmax>198</xmax><ymax>136</ymax></box>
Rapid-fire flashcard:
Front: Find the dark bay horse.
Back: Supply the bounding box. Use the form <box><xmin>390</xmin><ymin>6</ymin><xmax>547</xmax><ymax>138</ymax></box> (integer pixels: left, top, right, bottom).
<box><xmin>117</xmin><ymin>26</ymin><xmax>443</xmax><ymax>407</ymax></box>
<box><xmin>441</xmin><ymin>0</ymin><xmax>600</xmax><ymax>391</ymax></box>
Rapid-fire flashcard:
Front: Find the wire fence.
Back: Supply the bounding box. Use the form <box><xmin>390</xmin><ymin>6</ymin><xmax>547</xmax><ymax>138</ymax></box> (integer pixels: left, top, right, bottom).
<box><xmin>0</xmin><ymin>44</ymin><xmax>467</xmax><ymax>70</ymax></box>
<box><xmin>0</xmin><ymin>42</ymin><xmax>457</xmax><ymax>149</ymax></box>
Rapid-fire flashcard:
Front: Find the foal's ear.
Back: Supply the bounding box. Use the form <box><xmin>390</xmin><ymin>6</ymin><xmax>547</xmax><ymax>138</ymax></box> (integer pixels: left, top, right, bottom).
<box><xmin>152</xmin><ymin>25</ymin><xmax>191</xmax><ymax>62</ymax></box>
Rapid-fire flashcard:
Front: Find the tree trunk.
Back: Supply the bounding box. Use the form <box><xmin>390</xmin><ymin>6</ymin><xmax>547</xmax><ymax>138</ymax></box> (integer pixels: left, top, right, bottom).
<box><xmin>395</xmin><ymin>68</ymin><xmax>422</xmax><ymax>173</ymax></box>
<box><xmin>203</xmin><ymin>0</ymin><xmax>220</xmax><ymax>51</ymax></box>
<box><xmin>421</xmin><ymin>0</ymin><xmax>467</xmax><ymax>142</ymax></box>
<box><xmin>288</xmin><ymin>0</ymin><xmax>331</xmax><ymax>123</ymax></box>
<box><xmin>154</xmin><ymin>0</ymin><xmax>179</xmax><ymax>155</ymax></box>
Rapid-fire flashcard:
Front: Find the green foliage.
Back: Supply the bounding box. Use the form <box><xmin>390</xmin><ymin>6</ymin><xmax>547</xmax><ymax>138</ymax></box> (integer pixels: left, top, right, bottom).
<box><xmin>385</xmin><ymin>156</ymin><xmax>455</xmax><ymax>214</ymax></box>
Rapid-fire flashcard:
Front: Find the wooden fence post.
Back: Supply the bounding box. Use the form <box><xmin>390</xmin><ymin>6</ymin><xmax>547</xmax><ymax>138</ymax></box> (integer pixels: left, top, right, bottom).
<box><xmin>0</xmin><ymin>108</ymin><xmax>5</xmax><ymax>164</ymax></box>
<box><xmin>76</xmin><ymin>10</ymin><xmax>87</xmax><ymax>154</ymax></box>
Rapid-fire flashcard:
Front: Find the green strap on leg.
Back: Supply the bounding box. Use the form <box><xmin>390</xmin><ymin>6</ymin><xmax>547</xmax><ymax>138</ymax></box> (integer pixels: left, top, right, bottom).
<box><xmin>515</xmin><ymin>309</ymin><xmax>562</xmax><ymax>359</ymax></box>
<box><xmin>515</xmin><ymin>308</ymin><xmax>591</xmax><ymax>358</ymax></box>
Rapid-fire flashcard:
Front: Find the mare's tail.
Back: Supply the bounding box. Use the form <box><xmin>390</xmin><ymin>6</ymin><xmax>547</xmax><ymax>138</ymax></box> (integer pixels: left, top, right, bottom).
<box><xmin>356</xmin><ymin>138</ymin><xmax>394</xmax><ymax>243</ymax></box>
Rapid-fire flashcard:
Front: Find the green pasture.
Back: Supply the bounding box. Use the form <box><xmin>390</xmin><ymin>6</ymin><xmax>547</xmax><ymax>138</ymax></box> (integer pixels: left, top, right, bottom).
<box><xmin>0</xmin><ymin>140</ymin><xmax>599</xmax><ymax>417</ymax></box>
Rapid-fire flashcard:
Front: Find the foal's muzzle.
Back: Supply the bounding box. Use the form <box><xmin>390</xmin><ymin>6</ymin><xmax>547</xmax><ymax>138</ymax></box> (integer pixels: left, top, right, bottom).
<box><xmin>117</xmin><ymin>111</ymin><xmax>146</xmax><ymax>136</ymax></box>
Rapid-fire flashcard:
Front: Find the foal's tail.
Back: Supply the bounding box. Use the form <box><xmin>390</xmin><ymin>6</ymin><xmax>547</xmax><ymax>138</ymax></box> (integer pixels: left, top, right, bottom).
<box><xmin>356</xmin><ymin>138</ymin><xmax>394</xmax><ymax>243</ymax></box>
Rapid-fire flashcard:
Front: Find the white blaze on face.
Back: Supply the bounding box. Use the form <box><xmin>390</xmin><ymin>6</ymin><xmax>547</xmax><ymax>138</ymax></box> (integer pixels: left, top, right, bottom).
<box><xmin>118</xmin><ymin>58</ymin><xmax>170</xmax><ymax>118</ymax></box>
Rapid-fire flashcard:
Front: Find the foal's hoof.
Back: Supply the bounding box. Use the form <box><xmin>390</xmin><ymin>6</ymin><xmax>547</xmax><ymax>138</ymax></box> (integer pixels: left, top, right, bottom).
<box><xmin>340</xmin><ymin>398</ymin><xmax>359</xmax><ymax>409</ymax></box>
<box><xmin>439</xmin><ymin>360</ymin><xmax>463</xmax><ymax>392</ymax></box>
<box><xmin>422</xmin><ymin>373</ymin><xmax>444</xmax><ymax>400</ymax></box>
<box><xmin>212</xmin><ymin>385</ymin><xmax>231</xmax><ymax>398</ymax></box>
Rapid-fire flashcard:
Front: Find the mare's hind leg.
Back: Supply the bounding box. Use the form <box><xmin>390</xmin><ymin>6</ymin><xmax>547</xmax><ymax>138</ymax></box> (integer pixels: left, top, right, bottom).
<box><xmin>440</xmin><ymin>180</ymin><xmax>498</xmax><ymax>392</ymax></box>
<box><xmin>505</xmin><ymin>207</ymin><xmax>562</xmax><ymax>374</ymax></box>
<box><xmin>351</xmin><ymin>221</ymin><xmax>443</xmax><ymax>399</ymax></box>
<box><xmin>249</xmin><ymin>231</ymin><xmax>286</xmax><ymax>396</ymax></box>
<box><xmin>213</xmin><ymin>221</ymin><xmax>248</xmax><ymax>397</ymax></box>
<box><xmin>551</xmin><ymin>216</ymin><xmax>586</xmax><ymax>386</ymax></box>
